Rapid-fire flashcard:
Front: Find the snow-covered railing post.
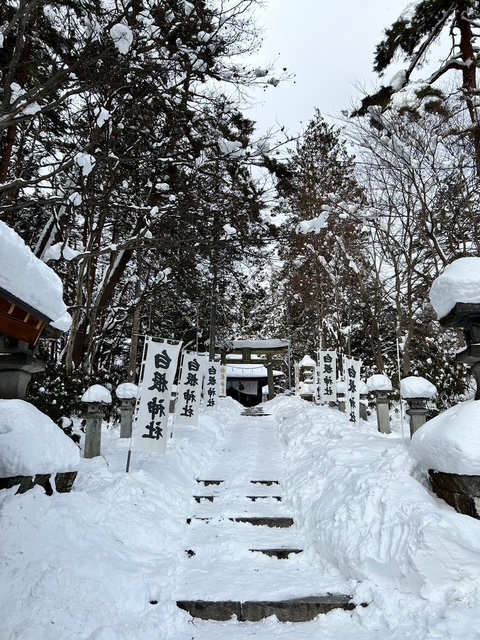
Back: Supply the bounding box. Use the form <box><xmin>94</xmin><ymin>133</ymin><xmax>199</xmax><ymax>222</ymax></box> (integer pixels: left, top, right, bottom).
<box><xmin>81</xmin><ymin>384</ymin><xmax>112</xmax><ymax>458</ymax></box>
<box><xmin>401</xmin><ymin>376</ymin><xmax>437</xmax><ymax>438</ymax></box>
<box><xmin>366</xmin><ymin>374</ymin><xmax>392</xmax><ymax>434</ymax></box>
<box><xmin>116</xmin><ymin>383</ymin><xmax>139</xmax><ymax>439</ymax></box>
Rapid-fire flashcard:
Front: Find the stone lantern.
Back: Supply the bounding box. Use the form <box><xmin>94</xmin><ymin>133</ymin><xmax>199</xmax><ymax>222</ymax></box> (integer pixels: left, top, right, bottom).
<box><xmin>438</xmin><ymin>303</ymin><xmax>480</xmax><ymax>398</ymax></box>
<box><xmin>298</xmin><ymin>355</ymin><xmax>316</xmax><ymax>402</ymax></box>
<box><xmin>366</xmin><ymin>374</ymin><xmax>392</xmax><ymax>434</ymax></box>
<box><xmin>81</xmin><ymin>384</ymin><xmax>112</xmax><ymax>458</ymax></box>
<box><xmin>417</xmin><ymin>257</ymin><xmax>480</xmax><ymax>518</ymax></box>
<box><xmin>401</xmin><ymin>376</ymin><xmax>437</xmax><ymax>437</ymax></box>
<box><xmin>116</xmin><ymin>382</ymin><xmax>139</xmax><ymax>438</ymax></box>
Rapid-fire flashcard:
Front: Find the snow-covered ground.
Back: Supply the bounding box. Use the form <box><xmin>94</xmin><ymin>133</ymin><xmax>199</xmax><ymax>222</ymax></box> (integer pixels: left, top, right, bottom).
<box><xmin>1</xmin><ymin>395</ymin><xmax>480</xmax><ymax>639</ymax></box>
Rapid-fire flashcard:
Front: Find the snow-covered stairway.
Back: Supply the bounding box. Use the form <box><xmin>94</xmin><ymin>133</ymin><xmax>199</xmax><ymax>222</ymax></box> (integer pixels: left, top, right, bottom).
<box><xmin>175</xmin><ymin>410</ymin><xmax>360</xmax><ymax>623</ymax></box>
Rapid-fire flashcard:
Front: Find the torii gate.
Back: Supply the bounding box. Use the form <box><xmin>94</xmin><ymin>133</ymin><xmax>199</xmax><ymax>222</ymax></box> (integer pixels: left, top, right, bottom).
<box><xmin>220</xmin><ymin>339</ymin><xmax>290</xmax><ymax>400</ymax></box>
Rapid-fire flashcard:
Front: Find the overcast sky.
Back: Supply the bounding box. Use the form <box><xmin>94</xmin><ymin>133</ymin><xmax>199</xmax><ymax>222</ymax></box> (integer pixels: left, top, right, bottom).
<box><xmin>247</xmin><ymin>0</ymin><xmax>421</xmax><ymax>136</ymax></box>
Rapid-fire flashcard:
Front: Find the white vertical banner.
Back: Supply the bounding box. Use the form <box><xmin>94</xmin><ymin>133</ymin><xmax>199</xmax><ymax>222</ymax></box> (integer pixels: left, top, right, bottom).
<box><xmin>319</xmin><ymin>350</ymin><xmax>337</xmax><ymax>403</ymax></box>
<box><xmin>294</xmin><ymin>363</ymin><xmax>300</xmax><ymax>395</ymax></box>
<box><xmin>133</xmin><ymin>338</ymin><xmax>182</xmax><ymax>453</ymax></box>
<box><xmin>219</xmin><ymin>364</ymin><xmax>227</xmax><ymax>397</ymax></box>
<box><xmin>205</xmin><ymin>361</ymin><xmax>220</xmax><ymax>409</ymax></box>
<box><xmin>175</xmin><ymin>352</ymin><xmax>207</xmax><ymax>426</ymax></box>
<box><xmin>344</xmin><ymin>356</ymin><xmax>362</xmax><ymax>426</ymax></box>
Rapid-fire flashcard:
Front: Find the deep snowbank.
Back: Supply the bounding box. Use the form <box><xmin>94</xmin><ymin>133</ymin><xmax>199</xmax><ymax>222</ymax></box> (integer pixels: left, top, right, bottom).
<box><xmin>0</xmin><ymin>398</ymin><xmax>240</xmax><ymax>640</ymax></box>
<box><xmin>269</xmin><ymin>395</ymin><xmax>480</xmax><ymax>603</ymax></box>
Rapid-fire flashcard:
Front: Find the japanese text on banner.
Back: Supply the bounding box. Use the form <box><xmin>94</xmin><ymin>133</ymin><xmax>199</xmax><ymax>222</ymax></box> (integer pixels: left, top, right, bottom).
<box><xmin>344</xmin><ymin>356</ymin><xmax>361</xmax><ymax>426</ymax></box>
<box><xmin>319</xmin><ymin>350</ymin><xmax>337</xmax><ymax>403</ymax></box>
<box><xmin>175</xmin><ymin>352</ymin><xmax>207</xmax><ymax>426</ymax></box>
<box><xmin>205</xmin><ymin>361</ymin><xmax>220</xmax><ymax>409</ymax></box>
<box><xmin>133</xmin><ymin>338</ymin><xmax>181</xmax><ymax>453</ymax></box>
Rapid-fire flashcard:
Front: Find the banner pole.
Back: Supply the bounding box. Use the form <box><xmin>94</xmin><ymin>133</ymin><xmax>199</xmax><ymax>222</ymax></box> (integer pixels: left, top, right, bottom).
<box><xmin>397</xmin><ymin>336</ymin><xmax>406</xmax><ymax>445</ymax></box>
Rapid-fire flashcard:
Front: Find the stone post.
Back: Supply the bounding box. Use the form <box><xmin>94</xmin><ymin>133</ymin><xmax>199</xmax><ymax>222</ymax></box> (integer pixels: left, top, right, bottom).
<box><xmin>116</xmin><ymin>382</ymin><xmax>139</xmax><ymax>439</ymax></box>
<box><xmin>400</xmin><ymin>376</ymin><xmax>437</xmax><ymax>438</ymax></box>
<box><xmin>373</xmin><ymin>390</ymin><xmax>391</xmax><ymax>434</ymax></box>
<box><xmin>119</xmin><ymin>398</ymin><xmax>136</xmax><ymax>438</ymax></box>
<box><xmin>405</xmin><ymin>398</ymin><xmax>429</xmax><ymax>437</ymax></box>
<box><xmin>83</xmin><ymin>402</ymin><xmax>105</xmax><ymax>458</ymax></box>
<box><xmin>82</xmin><ymin>384</ymin><xmax>112</xmax><ymax>458</ymax></box>
<box><xmin>366</xmin><ymin>374</ymin><xmax>393</xmax><ymax>434</ymax></box>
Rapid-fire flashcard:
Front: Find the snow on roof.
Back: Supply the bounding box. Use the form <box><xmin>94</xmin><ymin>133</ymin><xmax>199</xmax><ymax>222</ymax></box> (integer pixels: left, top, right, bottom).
<box><xmin>0</xmin><ymin>220</ymin><xmax>71</xmax><ymax>329</ymax></box>
<box><xmin>367</xmin><ymin>374</ymin><xmax>393</xmax><ymax>392</ymax></box>
<box><xmin>410</xmin><ymin>400</ymin><xmax>480</xmax><ymax>474</ymax></box>
<box><xmin>230</xmin><ymin>339</ymin><xmax>289</xmax><ymax>350</ymax></box>
<box><xmin>226</xmin><ymin>364</ymin><xmax>283</xmax><ymax>379</ymax></box>
<box><xmin>401</xmin><ymin>376</ymin><xmax>437</xmax><ymax>399</ymax></box>
<box><xmin>429</xmin><ymin>257</ymin><xmax>480</xmax><ymax>319</ymax></box>
<box><xmin>0</xmin><ymin>399</ymin><xmax>80</xmax><ymax>476</ymax></box>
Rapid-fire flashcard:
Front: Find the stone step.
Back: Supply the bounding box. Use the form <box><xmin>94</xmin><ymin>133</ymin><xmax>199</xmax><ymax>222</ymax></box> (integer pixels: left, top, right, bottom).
<box><xmin>249</xmin><ymin>548</ymin><xmax>302</xmax><ymax>559</ymax></box>
<box><xmin>250</xmin><ymin>480</ymin><xmax>280</xmax><ymax>486</ymax></box>
<box><xmin>232</xmin><ymin>516</ymin><xmax>294</xmax><ymax>527</ymax></box>
<box><xmin>193</xmin><ymin>495</ymin><xmax>216</xmax><ymax>503</ymax></box>
<box><xmin>177</xmin><ymin>595</ymin><xmax>360</xmax><ymax>622</ymax></box>
<box><xmin>196</xmin><ymin>479</ymin><xmax>224</xmax><ymax>486</ymax></box>
<box><xmin>186</xmin><ymin>516</ymin><xmax>294</xmax><ymax>527</ymax></box>
<box><xmin>246</xmin><ymin>495</ymin><xmax>282</xmax><ymax>502</ymax></box>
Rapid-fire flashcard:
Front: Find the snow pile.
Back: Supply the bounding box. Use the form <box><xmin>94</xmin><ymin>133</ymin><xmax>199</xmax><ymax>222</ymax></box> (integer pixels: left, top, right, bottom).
<box><xmin>270</xmin><ymin>395</ymin><xmax>480</xmax><ymax>602</ymax></box>
<box><xmin>429</xmin><ymin>257</ymin><xmax>480</xmax><ymax>319</ymax></box>
<box><xmin>410</xmin><ymin>400</ymin><xmax>480</xmax><ymax>475</ymax></box>
<box><xmin>82</xmin><ymin>384</ymin><xmax>113</xmax><ymax>404</ymax></box>
<box><xmin>0</xmin><ymin>220</ymin><xmax>71</xmax><ymax>328</ymax></box>
<box><xmin>401</xmin><ymin>376</ymin><xmax>437</xmax><ymax>399</ymax></box>
<box><xmin>366</xmin><ymin>373</ymin><xmax>392</xmax><ymax>392</ymax></box>
<box><xmin>299</xmin><ymin>354</ymin><xmax>316</xmax><ymax>367</ymax></box>
<box><xmin>75</xmin><ymin>152</ymin><xmax>96</xmax><ymax>176</ymax></box>
<box><xmin>109</xmin><ymin>23</ymin><xmax>134</xmax><ymax>54</ymax></box>
<box><xmin>0</xmin><ymin>397</ymin><xmax>241</xmax><ymax>639</ymax></box>
<box><xmin>297</xmin><ymin>212</ymin><xmax>329</xmax><ymax>234</ymax></box>
<box><xmin>0</xmin><ymin>400</ymin><xmax>80</xmax><ymax>476</ymax></box>
<box><xmin>116</xmin><ymin>383</ymin><xmax>139</xmax><ymax>400</ymax></box>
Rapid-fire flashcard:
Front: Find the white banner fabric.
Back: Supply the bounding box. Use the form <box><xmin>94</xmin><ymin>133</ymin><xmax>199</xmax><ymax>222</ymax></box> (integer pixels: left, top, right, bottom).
<box><xmin>133</xmin><ymin>338</ymin><xmax>181</xmax><ymax>453</ymax></box>
<box><xmin>344</xmin><ymin>356</ymin><xmax>362</xmax><ymax>426</ymax></box>
<box><xmin>205</xmin><ymin>361</ymin><xmax>220</xmax><ymax>409</ymax></box>
<box><xmin>219</xmin><ymin>365</ymin><xmax>227</xmax><ymax>397</ymax></box>
<box><xmin>175</xmin><ymin>352</ymin><xmax>207</xmax><ymax>426</ymax></box>
<box><xmin>319</xmin><ymin>350</ymin><xmax>337</xmax><ymax>403</ymax></box>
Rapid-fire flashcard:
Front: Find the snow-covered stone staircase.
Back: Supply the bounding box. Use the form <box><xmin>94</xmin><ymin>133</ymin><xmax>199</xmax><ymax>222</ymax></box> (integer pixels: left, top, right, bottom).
<box><xmin>175</xmin><ymin>411</ymin><xmax>361</xmax><ymax>623</ymax></box>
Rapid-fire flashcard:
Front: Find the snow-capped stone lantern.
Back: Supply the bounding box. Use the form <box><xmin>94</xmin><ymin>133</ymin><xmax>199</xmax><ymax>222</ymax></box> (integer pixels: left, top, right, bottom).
<box><xmin>81</xmin><ymin>384</ymin><xmax>112</xmax><ymax>458</ymax></box>
<box><xmin>298</xmin><ymin>355</ymin><xmax>316</xmax><ymax>401</ymax></box>
<box><xmin>417</xmin><ymin>257</ymin><xmax>480</xmax><ymax>519</ymax></box>
<box><xmin>116</xmin><ymin>382</ymin><xmax>139</xmax><ymax>438</ymax></box>
<box><xmin>366</xmin><ymin>374</ymin><xmax>392</xmax><ymax>434</ymax></box>
<box><xmin>430</xmin><ymin>257</ymin><xmax>480</xmax><ymax>399</ymax></box>
<box><xmin>401</xmin><ymin>376</ymin><xmax>437</xmax><ymax>437</ymax></box>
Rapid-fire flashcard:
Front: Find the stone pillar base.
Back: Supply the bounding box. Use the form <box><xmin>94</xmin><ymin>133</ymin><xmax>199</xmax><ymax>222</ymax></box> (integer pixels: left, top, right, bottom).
<box><xmin>428</xmin><ymin>469</ymin><xmax>480</xmax><ymax>519</ymax></box>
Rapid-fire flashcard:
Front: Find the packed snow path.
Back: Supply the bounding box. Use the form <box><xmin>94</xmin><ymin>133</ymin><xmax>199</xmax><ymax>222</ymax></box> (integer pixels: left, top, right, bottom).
<box><xmin>174</xmin><ymin>408</ymin><xmax>358</xmax><ymax>623</ymax></box>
